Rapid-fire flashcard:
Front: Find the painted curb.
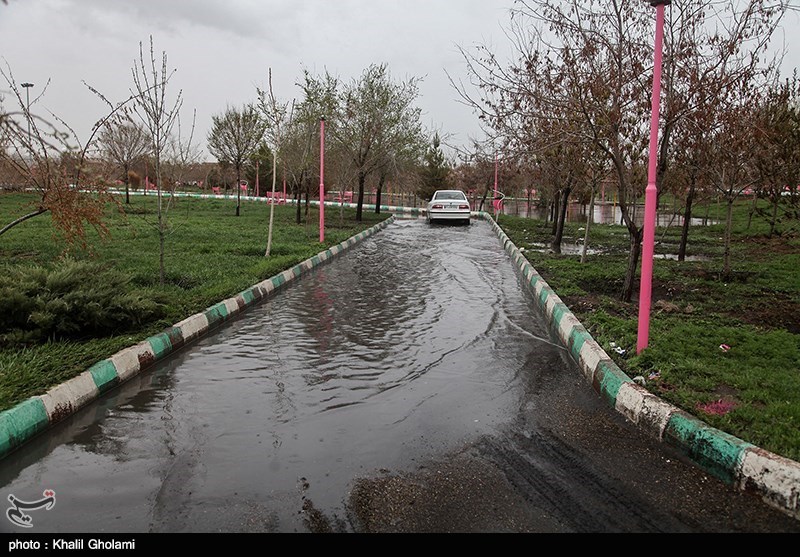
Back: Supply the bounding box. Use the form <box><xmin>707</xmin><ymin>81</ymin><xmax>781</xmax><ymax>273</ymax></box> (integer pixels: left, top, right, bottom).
<box><xmin>0</xmin><ymin>215</ymin><xmax>395</xmax><ymax>461</ymax></box>
<box><xmin>480</xmin><ymin>211</ymin><xmax>800</xmax><ymax>521</ymax></box>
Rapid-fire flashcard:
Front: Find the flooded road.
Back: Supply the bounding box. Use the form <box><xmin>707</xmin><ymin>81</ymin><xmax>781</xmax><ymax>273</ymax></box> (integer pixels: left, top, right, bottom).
<box><xmin>1</xmin><ymin>218</ymin><xmax>797</xmax><ymax>533</ymax></box>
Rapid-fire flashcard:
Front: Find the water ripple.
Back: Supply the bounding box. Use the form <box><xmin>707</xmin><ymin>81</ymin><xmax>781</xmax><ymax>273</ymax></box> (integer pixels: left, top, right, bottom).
<box><xmin>170</xmin><ymin>220</ymin><xmax>552</xmax><ymax>418</ymax></box>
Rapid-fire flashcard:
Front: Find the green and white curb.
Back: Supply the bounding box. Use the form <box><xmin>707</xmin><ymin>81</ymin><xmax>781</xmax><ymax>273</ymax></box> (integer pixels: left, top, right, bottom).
<box><xmin>0</xmin><ymin>216</ymin><xmax>395</xmax><ymax>461</ymax></box>
<box><xmin>481</xmin><ymin>211</ymin><xmax>800</xmax><ymax>521</ymax></box>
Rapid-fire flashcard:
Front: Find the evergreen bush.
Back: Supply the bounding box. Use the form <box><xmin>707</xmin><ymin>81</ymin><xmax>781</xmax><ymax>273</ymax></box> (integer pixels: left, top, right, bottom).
<box><xmin>0</xmin><ymin>259</ymin><xmax>166</xmax><ymax>346</ymax></box>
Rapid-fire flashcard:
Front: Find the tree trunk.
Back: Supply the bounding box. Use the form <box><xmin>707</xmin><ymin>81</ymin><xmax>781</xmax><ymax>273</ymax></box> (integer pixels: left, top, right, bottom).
<box><xmin>527</xmin><ymin>188</ymin><xmax>532</xmax><ymax>216</ymax></box>
<box><xmin>235</xmin><ymin>166</ymin><xmax>242</xmax><ymax>217</ymax></box>
<box><xmin>581</xmin><ymin>188</ymin><xmax>595</xmax><ymax>264</ymax></box>
<box><xmin>551</xmin><ymin>193</ymin><xmax>560</xmax><ymax>235</ymax></box>
<box><xmin>159</xmin><ymin>222</ymin><xmax>166</xmax><ymax>286</ymax></box>
<box><xmin>552</xmin><ymin>186</ymin><xmax>571</xmax><ymax>254</ymax></box>
<box><xmin>356</xmin><ymin>171</ymin><xmax>366</xmax><ymax>222</ymax></box>
<box><xmin>723</xmin><ymin>196</ymin><xmax>734</xmax><ymax>276</ymax></box>
<box><xmin>295</xmin><ymin>172</ymin><xmax>305</xmax><ymax>224</ymax></box>
<box><xmin>124</xmin><ymin>163</ymin><xmax>131</xmax><ymax>205</ymax></box>
<box><xmin>678</xmin><ymin>181</ymin><xmax>695</xmax><ymax>262</ymax></box>
<box><xmin>265</xmin><ymin>151</ymin><xmax>278</xmax><ymax>257</ymax></box>
<box><xmin>375</xmin><ymin>174</ymin><xmax>385</xmax><ymax>214</ymax></box>
<box><xmin>479</xmin><ymin>188</ymin><xmax>489</xmax><ymax>212</ymax></box>
<box><xmin>157</xmin><ymin>165</ymin><xmax>166</xmax><ymax>286</ymax></box>
<box><xmin>769</xmin><ymin>195</ymin><xmax>779</xmax><ymax>237</ymax></box>
<box><xmin>746</xmin><ymin>192</ymin><xmax>758</xmax><ymax>230</ymax></box>
<box><xmin>621</xmin><ymin>227</ymin><xmax>643</xmax><ymax>303</ymax></box>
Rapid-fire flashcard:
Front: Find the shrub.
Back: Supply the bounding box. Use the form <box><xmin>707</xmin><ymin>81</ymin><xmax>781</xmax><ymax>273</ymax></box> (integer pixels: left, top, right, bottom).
<box><xmin>0</xmin><ymin>258</ymin><xmax>166</xmax><ymax>346</ymax></box>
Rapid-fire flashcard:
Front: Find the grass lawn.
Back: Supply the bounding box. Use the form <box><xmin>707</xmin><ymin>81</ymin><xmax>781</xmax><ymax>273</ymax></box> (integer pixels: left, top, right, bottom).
<box><xmin>0</xmin><ymin>192</ymin><xmax>389</xmax><ymax>412</ymax></box>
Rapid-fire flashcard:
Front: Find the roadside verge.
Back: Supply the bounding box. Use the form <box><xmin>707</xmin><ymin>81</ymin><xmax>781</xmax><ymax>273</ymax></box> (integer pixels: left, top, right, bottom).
<box><xmin>482</xmin><ymin>212</ymin><xmax>800</xmax><ymax>521</ymax></box>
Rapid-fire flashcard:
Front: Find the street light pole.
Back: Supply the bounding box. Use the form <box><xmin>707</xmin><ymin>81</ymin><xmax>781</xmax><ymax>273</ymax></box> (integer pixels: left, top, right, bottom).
<box><xmin>494</xmin><ymin>152</ymin><xmax>498</xmax><ymax>214</ymax></box>
<box><xmin>637</xmin><ymin>0</ymin><xmax>671</xmax><ymax>354</ymax></box>
<box><xmin>21</xmin><ymin>82</ymin><xmax>34</xmax><ymax>146</ymax></box>
<box><xmin>319</xmin><ymin>117</ymin><xmax>325</xmax><ymax>243</ymax></box>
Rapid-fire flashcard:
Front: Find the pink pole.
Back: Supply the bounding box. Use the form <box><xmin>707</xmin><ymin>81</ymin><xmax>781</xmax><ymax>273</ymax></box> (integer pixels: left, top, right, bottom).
<box><xmin>493</xmin><ymin>152</ymin><xmax>499</xmax><ymax>215</ymax></box>
<box><xmin>319</xmin><ymin>117</ymin><xmax>325</xmax><ymax>243</ymax></box>
<box><xmin>637</xmin><ymin>2</ymin><xmax>668</xmax><ymax>354</ymax></box>
<box><xmin>494</xmin><ymin>153</ymin><xmax>498</xmax><ymax>197</ymax></box>
<box><xmin>255</xmin><ymin>159</ymin><xmax>260</xmax><ymax>198</ymax></box>
<box><xmin>282</xmin><ymin>167</ymin><xmax>286</xmax><ymax>203</ymax></box>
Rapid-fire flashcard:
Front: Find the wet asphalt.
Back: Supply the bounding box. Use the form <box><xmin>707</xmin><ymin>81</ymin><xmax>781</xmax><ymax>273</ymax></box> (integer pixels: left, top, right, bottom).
<box><xmin>0</xmin><ymin>218</ymin><xmax>797</xmax><ymax>533</ymax></box>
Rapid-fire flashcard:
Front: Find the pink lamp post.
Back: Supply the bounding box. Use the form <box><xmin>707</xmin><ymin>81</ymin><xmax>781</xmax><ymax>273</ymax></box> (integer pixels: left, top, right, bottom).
<box><xmin>637</xmin><ymin>0</ymin><xmax>671</xmax><ymax>354</ymax></box>
<box><xmin>319</xmin><ymin>117</ymin><xmax>325</xmax><ymax>243</ymax></box>
<box><xmin>494</xmin><ymin>153</ymin><xmax>497</xmax><ymax>203</ymax></box>
<box><xmin>493</xmin><ymin>152</ymin><xmax>499</xmax><ymax>216</ymax></box>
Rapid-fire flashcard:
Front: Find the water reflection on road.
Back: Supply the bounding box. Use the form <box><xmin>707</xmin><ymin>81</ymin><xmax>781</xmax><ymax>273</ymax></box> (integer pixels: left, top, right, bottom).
<box><xmin>0</xmin><ymin>218</ymin><xmax>796</xmax><ymax>533</ymax></box>
<box><xmin>0</xmin><ymin>218</ymin><xmax>574</xmax><ymax>532</ymax></box>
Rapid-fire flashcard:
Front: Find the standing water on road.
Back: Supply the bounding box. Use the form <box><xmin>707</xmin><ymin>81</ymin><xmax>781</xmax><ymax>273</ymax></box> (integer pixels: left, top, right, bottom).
<box><xmin>1</xmin><ymin>218</ymin><xmax>796</xmax><ymax>533</ymax></box>
<box><xmin>0</xmin><ymin>219</ymin><xmax>572</xmax><ymax>532</ymax></box>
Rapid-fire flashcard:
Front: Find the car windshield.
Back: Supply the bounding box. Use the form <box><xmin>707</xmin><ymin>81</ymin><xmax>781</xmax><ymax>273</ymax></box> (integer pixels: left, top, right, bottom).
<box><xmin>433</xmin><ymin>191</ymin><xmax>467</xmax><ymax>201</ymax></box>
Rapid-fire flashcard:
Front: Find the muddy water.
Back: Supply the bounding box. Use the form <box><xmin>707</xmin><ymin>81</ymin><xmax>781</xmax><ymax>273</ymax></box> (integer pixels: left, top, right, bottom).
<box><xmin>1</xmin><ymin>218</ymin><xmax>797</xmax><ymax>533</ymax></box>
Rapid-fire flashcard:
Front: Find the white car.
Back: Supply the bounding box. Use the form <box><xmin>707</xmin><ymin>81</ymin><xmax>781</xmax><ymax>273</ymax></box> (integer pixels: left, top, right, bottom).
<box><xmin>426</xmin><ymin>190</ymin><xmax>471</xmax><ymax>225</ymax></box>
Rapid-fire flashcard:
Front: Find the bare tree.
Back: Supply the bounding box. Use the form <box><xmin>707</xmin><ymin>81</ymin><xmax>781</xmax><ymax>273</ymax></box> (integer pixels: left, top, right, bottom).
<box><xmin>661</xmin><ymin>0</ymin><xmax>786</xmax><ymax>262</ymax></box>
<box><xmin>751</xmin><ymin>72</ymin><xmax>800</xmax><ymax>236</ymax></box>
<box><xmin>454</xmin><ymin>0</ymin><xmax>787</xmax><ymax>301</ymax></box>
<box><xmin>162</xmin><ymin>109</ymin><xmax>200</xmax><ymax>194</ymax></box>
<box><xmin>286</xmin><ymin>69</ymin><xmax>339</xmax><ymax>224</ymax></box>
<box><xmin>372</xmin><ymin>130</ymin><xmax>425</xmax><ymax>214</ymax></box>
<box><xmin>371</xmin><ymin>80</ymin><xmax>427</xmax><ymax>214</ymax></box>
<box><xmin>257</xmin><ymin>68</ymin><xmax>291</xmax><ymax>256</ymax></box>
<box><xmin>130</xmin><ymin>36</ymin><xmax>187</xmax><ymax>285</ymax></box>
<box><xmin>207</xmin><ymin>103</ymin><xmax>266</xmax><ymax>217</ymax></box>
<box><xmin>706</xmin><ymin>83</ymin><xmax>763</xmax><ymax>275</ymax></box>
<box><xmin>98</xmin><ymin>118</ymin><xmax>150</xmax><ymax>204</ymax></box>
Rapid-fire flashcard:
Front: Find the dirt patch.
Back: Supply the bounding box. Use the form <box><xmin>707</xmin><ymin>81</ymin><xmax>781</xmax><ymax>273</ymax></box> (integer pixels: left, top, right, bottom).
<box><xmin>346</xmin><ymin>450</ymin><xmax>548</xmax><ymax>533</ymax></box>
<box><xmin>561</xmin><ymin>293</ymin><xmax>634</xmax><ymax>320</ymax></box>
<box><xmin>744</xmin><ymin>235</ymin><xmax>800</xmax><ymax>259</ymax></box>
<box><xmin>681</xmin><ymin>268</ymin><xmax>755</xmax><ymax>283</ymax></box>
<box><xmin>724</xmin><ymin>295</ymin><xmax>800</xmax><ymax>334</ymax></box>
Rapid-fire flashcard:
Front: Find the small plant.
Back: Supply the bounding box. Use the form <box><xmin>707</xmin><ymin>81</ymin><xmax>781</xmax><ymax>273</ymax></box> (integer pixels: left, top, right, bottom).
<box><xmin>0</xmin><ymin>258</ymin><xmax>166</xmax><ymax>346</ymax></box>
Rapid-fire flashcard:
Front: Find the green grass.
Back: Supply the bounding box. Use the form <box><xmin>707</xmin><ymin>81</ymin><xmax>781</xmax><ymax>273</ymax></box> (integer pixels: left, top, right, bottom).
<box><xmin>498</xmin><ymin>201</ymin><xmax>800</xmax><ymax>462</ymax></box>
<box><xmin>0</xmin><ymin>192</ymin><xmax>389</xmax><ymax>411</ymax></box>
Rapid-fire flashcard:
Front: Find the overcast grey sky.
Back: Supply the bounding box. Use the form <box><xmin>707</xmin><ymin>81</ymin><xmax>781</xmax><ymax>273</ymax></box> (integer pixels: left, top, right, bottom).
<box><xmin>1</xmin><ymin>0</ymin><xmax>799</xmax><ymax>162</ymax></box>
